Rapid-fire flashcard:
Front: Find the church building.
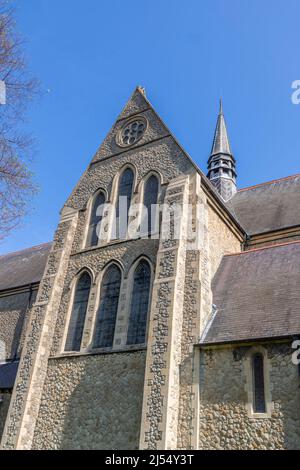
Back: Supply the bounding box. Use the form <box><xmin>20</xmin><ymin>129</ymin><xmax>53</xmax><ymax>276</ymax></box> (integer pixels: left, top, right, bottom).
<box><xmin>0</xmin><ymin>87</ymin><xmax>299</xmax><ymax>450</ymax></box>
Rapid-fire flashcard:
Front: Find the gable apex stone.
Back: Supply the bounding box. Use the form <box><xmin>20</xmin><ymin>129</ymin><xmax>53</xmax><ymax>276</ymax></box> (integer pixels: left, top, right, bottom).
<box><xmin>116</xmin><ymin>86</ymin><xmax>150</xmax><ymax>122</ymax></box>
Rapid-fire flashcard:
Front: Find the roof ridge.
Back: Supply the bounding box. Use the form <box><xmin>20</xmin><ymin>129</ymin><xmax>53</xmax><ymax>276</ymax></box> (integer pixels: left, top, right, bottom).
<box><xmin>225</xmin><ymin>239</ymin><xmax>300</xmax><ymax>257</ymax></box>
<box><xmin>238</xmin><ymin>173</ymin><xmax>300</xmax><ymax>193</ymax></box>
<box><xmin>0</xmin><ymin>242</ymin><xmax>51</xmax><ymax>260</ymax></box>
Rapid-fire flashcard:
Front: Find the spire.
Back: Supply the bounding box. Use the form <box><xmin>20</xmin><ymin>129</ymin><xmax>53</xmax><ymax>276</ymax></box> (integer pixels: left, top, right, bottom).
<box><xmin>210</xmin><ymin>98</ymin><xmax>232</xmax><ymax>157</ymax></box>
<box><xmin>207</xmin><ymin>100</ymin><xmax>237</xmax><ymax>202</ymax></box>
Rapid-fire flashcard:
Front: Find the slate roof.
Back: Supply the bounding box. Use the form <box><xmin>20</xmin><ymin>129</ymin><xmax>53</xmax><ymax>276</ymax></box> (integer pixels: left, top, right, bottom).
<box><xmin>0</xmin><ymin>242</ymin><xmax>51</xmax><ymax>292</ymax></box>
<box><xmin>0</xmin><ymin>362</ymin><xmax>19</xmax><ymax>389</ymax></box>
<box><xmin>226</xmin><ymin>174</ymin><xmax>300</xmax><ymax>235</ymax></box>
<box><xmin>201</xmin><ymin>241</ymin><xmax>300</xmax><ymax>345</ymax></box>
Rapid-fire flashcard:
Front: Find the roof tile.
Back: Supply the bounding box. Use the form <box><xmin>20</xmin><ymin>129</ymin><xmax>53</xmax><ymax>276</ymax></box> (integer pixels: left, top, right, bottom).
<box><xmin>0</xmin><ymin>243</ymin><xmax>51</xmax><ymax>291</ymax></box>
<box><xmin>202</xmin><ymin>242</ymin><xmax>300</xmax><ymax>344</ymax></box>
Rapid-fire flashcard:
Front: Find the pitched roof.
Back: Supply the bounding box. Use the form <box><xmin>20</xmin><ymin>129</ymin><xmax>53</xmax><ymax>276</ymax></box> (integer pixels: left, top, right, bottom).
<box><xmin>0</xmin><ymin>362</ymin><xmax>18</xmax><ymax>389</ymax></box>
<box><xmin>226</xmin><ymin>174</ymin><xmax>300</xmax><ymax>235</ymax></box>
<box><xmin>0</xmin><ymin>243</ymin><xmax>51</xmax><ymax>292</ymax></box>
<box><xmin>201</xmin><ymin>241</ymin><xmax>300</xmax><ymax>345</ymax></box>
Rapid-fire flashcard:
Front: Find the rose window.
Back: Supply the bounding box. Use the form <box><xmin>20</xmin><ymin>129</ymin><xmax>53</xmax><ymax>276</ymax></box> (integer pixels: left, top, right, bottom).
<box><xmin>118</xmin><ymin>119</ymin><xmax>146</xmax><ymax>146</ymax></box>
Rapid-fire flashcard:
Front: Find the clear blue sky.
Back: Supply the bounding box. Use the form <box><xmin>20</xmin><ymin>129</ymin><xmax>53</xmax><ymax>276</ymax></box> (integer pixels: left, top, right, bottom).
<box><xmin>1</xmin><ymin>0</ymin><xmax>300</xmax><ymax>254</ymax></box>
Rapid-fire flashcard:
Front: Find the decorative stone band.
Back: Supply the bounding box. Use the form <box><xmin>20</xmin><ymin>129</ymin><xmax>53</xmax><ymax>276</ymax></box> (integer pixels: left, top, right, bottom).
<box><xmin>0</xmin><ymin>207</ymin><xmax>78</xmax><ymax>450</ymax></box>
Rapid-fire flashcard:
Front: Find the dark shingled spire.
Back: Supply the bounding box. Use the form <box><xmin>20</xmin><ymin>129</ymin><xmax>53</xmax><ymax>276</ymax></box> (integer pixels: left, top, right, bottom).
<box><xmin>210</xmin><ymin>99</ymin><xmax>232</xmax><ymax>155</ymax></box>
<box><xmin>207</xmin><ymin>99</ymin><xmax>237</xmax><ymax>201</ymax></box>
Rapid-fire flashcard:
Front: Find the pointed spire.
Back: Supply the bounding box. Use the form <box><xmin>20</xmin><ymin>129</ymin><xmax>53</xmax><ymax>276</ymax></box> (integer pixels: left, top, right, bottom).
<box><xmin>207</xmin><ymin>100</ymin><xmax>237</xmax><ymax>202</ymax></box>
<box><xmin>210</xmin><ymin>98</ymin><xmax>232</xmax><ymax>156</ymax></box>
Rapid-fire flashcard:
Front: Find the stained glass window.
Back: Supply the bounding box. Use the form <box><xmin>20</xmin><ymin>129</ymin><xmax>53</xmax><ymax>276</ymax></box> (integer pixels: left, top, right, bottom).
<box><xmin>115</xmin><ymin>168</ymin><xmax>134</xmax><ymax>239</ymax></box>
<box><xmin>127</xmin><ymin>260</ymin><xmax>151</xmax><ymax>345</ymax></box>
<box><xmin>142</xmin><ymin>175</ymin><xmax>159</xmax><ymax>235</ymax></box>
<box><xmin>252</xmin><ymin>353</ymin><xmax>266</xmax><ymax>413</ymax></box>
<box><xmin>65</xmin><ymin>272</ymin><xmax>91</xmax><ymax>351</ymax></box>
<box><xmin>86</xmin><ymin>191</ymin><xmax>106</xmax><ymax>247</ymax></box>
<box><xmin>93</xmin><ymin>265</ymin><xmax>121</xmax><ymax>348</ymax></box>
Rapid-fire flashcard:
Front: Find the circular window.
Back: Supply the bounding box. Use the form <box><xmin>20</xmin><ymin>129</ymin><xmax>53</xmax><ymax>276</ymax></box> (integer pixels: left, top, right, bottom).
<box><xmin>117</xmin><ymin>117</ymin><xmax>147</xmax><ymax>147</ymax></box>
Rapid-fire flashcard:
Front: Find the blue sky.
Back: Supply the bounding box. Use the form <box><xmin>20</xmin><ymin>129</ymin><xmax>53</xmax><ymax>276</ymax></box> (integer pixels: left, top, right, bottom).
<box><xmin>1</xmin><ymin>0</ymin><xmax>300</xmax><ymax>254</ymax></box>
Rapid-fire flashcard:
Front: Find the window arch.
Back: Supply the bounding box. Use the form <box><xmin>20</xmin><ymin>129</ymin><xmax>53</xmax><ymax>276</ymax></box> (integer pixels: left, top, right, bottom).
<box><xmin>142</xmin><ymin>174</ymin><xmax>159</xmax><ymax>235</ymax></box>
<box><xmin>252</xmin><ymin>353</ymin><xmax>266</xmax><ymax>413</ymax></box>
<box><xmin>86</xmin><ymin>191</ymin><xmax>106</xmax><ymax>247</ymax></box>
<box><xmin>127</xmin><ymin>260</ymin><xmax>151</xmax><ymax>345</ymax></box>
<box><xmin>65</xmin><ymin>272</ymin><xmax>91</xmax><ymax>352</ymax></box>
<box><xmin>115</xmin><ymin>167</ymin><xmax>134</xmax><ymax>239</ymax></box>
<box><xmin>93</xmin><ymin>264</ymin><xmax>122</xmax><ymax>348</ymax></box>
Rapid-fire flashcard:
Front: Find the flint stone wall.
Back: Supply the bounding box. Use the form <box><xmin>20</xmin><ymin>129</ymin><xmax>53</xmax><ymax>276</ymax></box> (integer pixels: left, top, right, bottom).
<box><xmin>32</xmin><ymin>350</ymin><xmax>146</xmax><ymax>449</ymax></box>
<box><xmin>208</xmin><ymin>205</ymin><xmax>241</xmax><ymax>279</ymax></box>
<box><xmin>199</xmin><ymin>343</ymin><xmax>300</xmax><ymax>450</ymax></box>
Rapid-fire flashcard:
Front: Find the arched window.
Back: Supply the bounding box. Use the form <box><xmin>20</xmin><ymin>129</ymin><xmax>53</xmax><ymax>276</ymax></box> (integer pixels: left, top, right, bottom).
<box><xmin>115</xmin><ymin>167</ymin><xmax>134</xmax><ymax>239</ymax></box>
<box><xmin>86</xmin><ymin>191</ymin><xmax>106</xmax><ymax>247</ymax></box>
<box><xmin>142</xmin><ymin>175</ymin><xmax>159</xmax><ymax>235</ymax></box>
<box><xmin>252</xmin><ymin>353</ymin><xmax>266</xmax><ymax>413</ymax></box>
<box><xmin>127</xmin><ymin>260</ymin><xmax>151</xmax><ymax>345</ymax></box>
<box><xmin>93</xmin><ymin>264</ymin><xmax>121</xmax><ymax>348</ymax></box>
<box><xmin>65</xmin><ymin>272</ymin><xmax>91</xmax><ymax>352</ymax></box>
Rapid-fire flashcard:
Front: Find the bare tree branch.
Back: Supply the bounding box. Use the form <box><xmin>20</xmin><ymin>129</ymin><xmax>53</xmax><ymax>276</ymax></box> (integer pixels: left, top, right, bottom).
<box><xmin>0</xmin><ymin>0</ymin><xmax>38</xmax><ymax>240</ymax></box>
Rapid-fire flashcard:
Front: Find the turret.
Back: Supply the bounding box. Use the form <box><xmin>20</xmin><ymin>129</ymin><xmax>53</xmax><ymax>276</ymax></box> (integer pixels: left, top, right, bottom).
<box><xmin>207</xmin><ymin>99</ymin><xmax>237</xmax><ymax>201</ymax></box>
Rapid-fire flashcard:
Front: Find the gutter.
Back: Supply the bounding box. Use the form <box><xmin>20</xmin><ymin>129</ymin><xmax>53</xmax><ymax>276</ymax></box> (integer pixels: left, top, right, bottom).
<box><xmin>0</xmin><ymin>282</ymin><xmax>40</xmax><ymax>299</ymax></box>
<box><xmin>197</xmin><ymin>334</ymin><xmax>300</xmax><ymax>349</ymax></box>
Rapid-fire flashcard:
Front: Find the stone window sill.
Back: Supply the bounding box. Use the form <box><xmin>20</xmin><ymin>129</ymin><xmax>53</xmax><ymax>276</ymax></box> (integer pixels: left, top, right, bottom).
<box><xmin>247</xmin><ymin>411</ymin><xmax>272</xmax><ymax>420</ymax></box>
<box><xmin>51</xmin><ymin>344</ymin><xmax>147</xmax><ymax>360</ymax></box>
<box><xmin>72</xmin><ymin>235</ymin><xmax>159</xmax><ymax>257</ymax></box>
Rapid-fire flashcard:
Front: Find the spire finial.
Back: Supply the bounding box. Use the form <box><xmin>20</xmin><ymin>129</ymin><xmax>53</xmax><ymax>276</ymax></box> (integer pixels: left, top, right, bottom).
<box><xmin>219</xmin><ymin>97</ymin><xmax>223</xmax><ymax>115</ymax></box>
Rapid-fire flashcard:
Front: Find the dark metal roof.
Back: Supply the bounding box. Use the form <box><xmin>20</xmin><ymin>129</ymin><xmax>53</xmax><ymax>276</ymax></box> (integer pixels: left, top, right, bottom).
<box><xmin>0</xmin><ymin>362</ymin><xmax>19</xmax><ymax>389</ymax></box>
<box><xmin>0</xmin><ymin>243</ymin><xmax>51</xmax><ymax>292</ymax></box>
<box><xmin>227</xmin><ymin>174</ymin><xmax>300</xmax><ymax>235</ymax></box>
<box><xmin>201</xmin><ymin>242</ymin><xmax>300</xmax><ymax>345</ymax></box>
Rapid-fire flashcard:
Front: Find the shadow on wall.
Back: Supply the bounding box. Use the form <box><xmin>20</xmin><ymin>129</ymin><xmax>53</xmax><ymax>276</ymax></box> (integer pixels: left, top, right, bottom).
<box><xmin>0</xmin><ymin>290</ymin><xmax>35</xmax><ymax>362</ymax></box>
<box><xmin>0</xmin><ymin>391</ymin><xmax>12</xmax><ymax>439</ymax></box>
<box><xmin>32</xmin><ymin>350</ymin><xmax>146</xmax><ymax>450</ymax></box>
